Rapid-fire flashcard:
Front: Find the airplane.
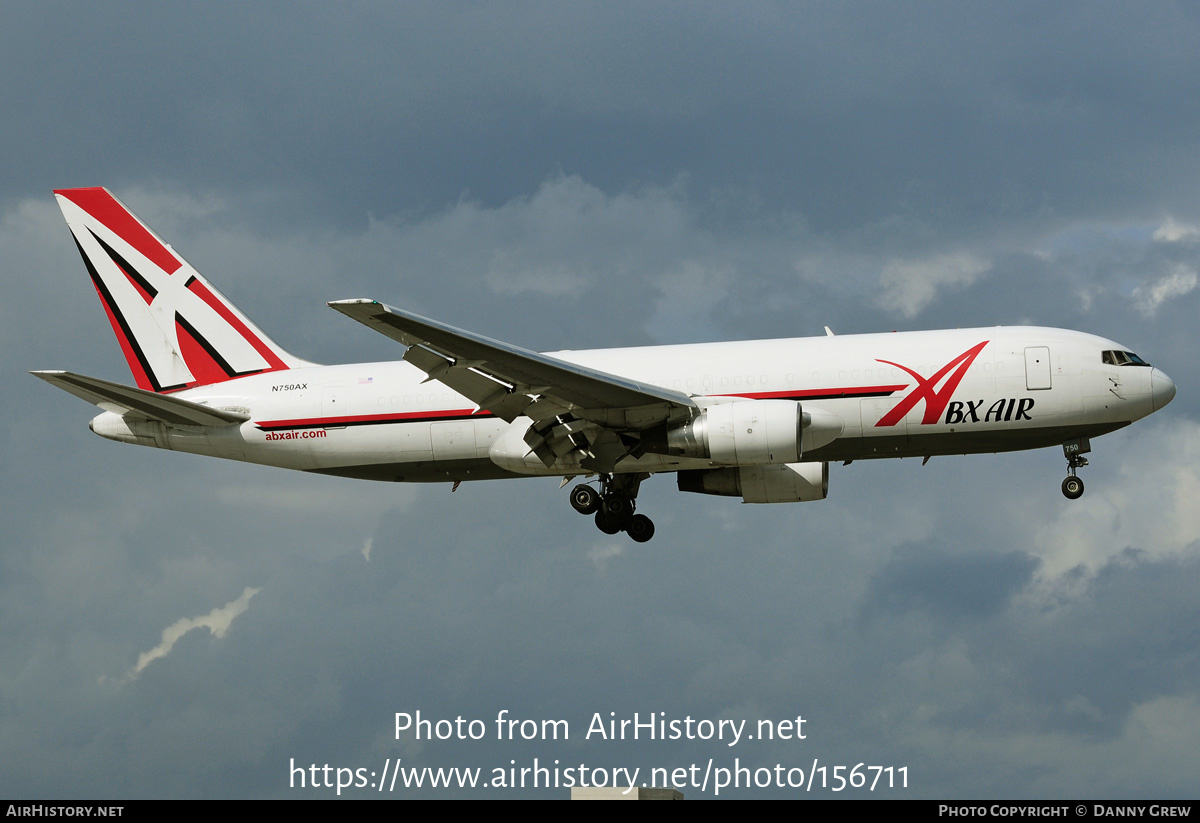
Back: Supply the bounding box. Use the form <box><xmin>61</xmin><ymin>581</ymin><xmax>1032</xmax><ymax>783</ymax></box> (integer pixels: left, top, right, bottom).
<box><xmin>33</xmin><ymin>188</ymin><xmax>1177</xmax><ymax>542</ymax></box>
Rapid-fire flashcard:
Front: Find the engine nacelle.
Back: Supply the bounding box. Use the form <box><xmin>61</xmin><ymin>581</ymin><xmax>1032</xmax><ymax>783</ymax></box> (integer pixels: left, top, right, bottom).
<box><xmin>662</xmin><ymin>400</ymin><xmax>843</xmax><ymax>465</ymax></box>
<box><xmin>666</xmin><ymin>399</ymin><xmax>801</xmax><ymax>464</ymax></box>
<box><xmin>677</xmin><ymin>461</ymin><xmax>829</xmax><ymax>503</ymax></box>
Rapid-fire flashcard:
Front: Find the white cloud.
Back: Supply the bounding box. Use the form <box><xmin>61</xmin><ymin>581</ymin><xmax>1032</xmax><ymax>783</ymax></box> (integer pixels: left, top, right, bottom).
<box><xmin>358</xmin><ymin>175</ymin><xmax>695</xmax><ymax>301</ymax></box>
<box><xmin>127</xmin><ymin>587</ymin><xmax>261</xmax><ymax>680</ymax></box>
<box><xmin>1132</xmin><ymin>264</ymin><xmax>1197</xmax><ymax>317</ymax></box>
<box><xmin>214</xmin><ymin>481</ymin><xmax>413</xmax><ymax>517</ymax></box>
<box><xmin>900</xmin><ymin>691</ymin><xmax>1200</xmax><ymax>797</ymax></box>
<box><xmin>1029</xmin><ymin>419</ymin><xmax>1200</xmax><ymax>585</ymax></box>
<box><xmin>485</xmin><ymin>255</ymin><xmax>583</xmax><ymax>296</ymax></box>
<box><xmin>647</xmin><ymin>260</ymin><xmax>736</xmax><ymax>343</ymax></box>
<box><xmin>1152</xmin><ymin>217</ymin><xmax>1200</xmax><ymax>244</ymax></box>
<box><xmin>586</xmin><ymin>539</ymin><xmax>625</xmax><ymax>570</ymax></box>
<box><xmin>0</xmin><ymin>197</ymin><xmax>87</xmax><ymax>353</ymax></box>
<box><xmin>877</xmin><ymin>253</ymin><xmax>991</xmax><ymax>319</ymax></box>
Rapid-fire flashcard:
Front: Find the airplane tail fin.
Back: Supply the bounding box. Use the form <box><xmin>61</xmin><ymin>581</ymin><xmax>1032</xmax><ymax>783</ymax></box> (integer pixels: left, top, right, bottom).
<box><xmin>54</xmin><ymin>188</ymin><xmax>309</xmax><ymax>394</ymax></box>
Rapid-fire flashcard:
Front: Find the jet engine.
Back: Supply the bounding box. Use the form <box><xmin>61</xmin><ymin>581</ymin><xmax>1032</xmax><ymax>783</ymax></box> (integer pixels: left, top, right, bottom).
<box><xmin>660</xmin><ymin>400</ymin><xmax>843</xmax><ymax>465</ymax></box>
<box><xmin>677</xmin><ymin>461</ymin><xmax>829</xmax><ymax>503</ymax></box>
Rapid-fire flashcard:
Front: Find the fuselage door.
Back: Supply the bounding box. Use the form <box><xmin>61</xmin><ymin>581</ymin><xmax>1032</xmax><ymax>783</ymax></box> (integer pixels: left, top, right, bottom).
<box><xmin>1025</xmin><ymin>347</ymin><xmax>1051</xmax><ymax>390</ymax></box>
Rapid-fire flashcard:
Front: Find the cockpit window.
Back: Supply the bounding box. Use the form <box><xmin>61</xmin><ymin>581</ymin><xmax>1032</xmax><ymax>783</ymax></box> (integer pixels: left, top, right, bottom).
<box><xmin>1102</xmin><ymin>350</ymin><xmax>1151</xmax><ymax>367</ymax></box>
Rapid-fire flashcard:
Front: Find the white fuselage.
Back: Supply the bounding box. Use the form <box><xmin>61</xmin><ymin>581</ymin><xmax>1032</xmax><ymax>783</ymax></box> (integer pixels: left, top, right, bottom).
<box><xmin>88</xmin><ymin>325</ymin><xmax>1175</xmax><ymax>484</ymax></box>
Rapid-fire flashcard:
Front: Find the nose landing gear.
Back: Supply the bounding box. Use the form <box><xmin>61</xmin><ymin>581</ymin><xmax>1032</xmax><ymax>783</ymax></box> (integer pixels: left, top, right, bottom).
<box><xmin>568</xmin><ymin>473</ymin><xmax>655</xmax><ymax>542</ymax></box>
<box><xmin>1061</xmin><ymin>437</ymin><xmax>1090</xmax><ymax>500</ymax></box>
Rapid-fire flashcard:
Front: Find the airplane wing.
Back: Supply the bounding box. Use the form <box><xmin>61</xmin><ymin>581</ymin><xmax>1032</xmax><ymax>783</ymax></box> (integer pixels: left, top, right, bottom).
<box><xmin>328</xmin><ymin>299</ymin><xmax>697</xmax><ymax>470</ymax></box>
<box><xmin>31</xmin><ymin>370</ymin><xmax>249</xmax><ymax>427</ymax></box>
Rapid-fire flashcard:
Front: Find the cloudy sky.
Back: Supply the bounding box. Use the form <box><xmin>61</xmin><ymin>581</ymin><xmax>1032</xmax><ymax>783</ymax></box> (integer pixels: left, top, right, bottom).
<box><xmin>3</xmin><ymin>1</ymin><xmax>1200</xmax><ymax>799</ymax></box>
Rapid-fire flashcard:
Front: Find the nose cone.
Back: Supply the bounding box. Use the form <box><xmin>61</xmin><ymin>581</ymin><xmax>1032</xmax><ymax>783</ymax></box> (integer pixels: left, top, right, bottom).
<box><xmin>1152</xmin><ymin>368</ymin><xmax>1177</xmax><ymax>411</ymax></box>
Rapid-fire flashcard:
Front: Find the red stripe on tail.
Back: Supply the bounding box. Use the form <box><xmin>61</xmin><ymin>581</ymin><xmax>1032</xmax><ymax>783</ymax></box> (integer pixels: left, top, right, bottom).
<box><xmin>173</xmin><ymin>318</ymin><xmax>234</xmax><ymax>388</ymax></box>
<box><xmin>55</xmin><ymin>188</ymin><xmax>182</xmax><ymax>275</ymax></box>
<box><xmin>91</xmin><ymin>280</ymin><xmax>156</xmax><ymax>391</ymax></box>
<box><xmin>185</xmin><ymin>278</ymin><xmax>288</xmax><ymax>372</ymax></box>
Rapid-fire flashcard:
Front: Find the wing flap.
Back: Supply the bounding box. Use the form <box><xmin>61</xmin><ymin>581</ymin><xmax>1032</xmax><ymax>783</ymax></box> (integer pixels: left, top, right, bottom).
<box><xmin>399</xmin><ymin>344</ymin><xmax>535</xmax><ymax>420</ymax></box>
<box><xmin>328</xmin><ymin>299</ymin><xmax>695</xmax><ymax>423</ymax></box>
<box><xmin>31</xmin><ymin>370</ymin><xmax>249</xmax><ymax>426</ymax></box>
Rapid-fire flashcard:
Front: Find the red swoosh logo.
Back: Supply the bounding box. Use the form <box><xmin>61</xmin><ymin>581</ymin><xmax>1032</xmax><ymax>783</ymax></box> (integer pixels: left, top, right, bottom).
<box><xmin>875</xmin><ymin>341</ymin><xmax>989</xmax><ymax>426</ymax></box>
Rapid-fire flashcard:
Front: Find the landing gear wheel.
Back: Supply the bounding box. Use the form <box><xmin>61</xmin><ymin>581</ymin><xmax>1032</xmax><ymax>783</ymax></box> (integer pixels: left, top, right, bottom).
<box><xmin>595</xmin><ymin>509</ymin><xmax>625</xmax><ymax>535</ymax></box>
<box><xmin>569</xmin><ymin>484</ymin><xmax>600</xmax><ymax>515</ymax></box>
<box><xmin>602</xmin><ymin>494</ymin><xmax>632</xmax><ymax>520</ymax></box>
<box><xmin>626</xmin><ymin>514</ymin><xmax>655</xmax><ymax>543</ymax></box>
<box><xmin>582</xmin><ymin>473</ymin><xmax>652</xmax><ymax>536</ymax></box>
<box><xmin>1061</xmin><ymin>439</ymin><xmax>1090</xmax><ymax>502</ymax></box>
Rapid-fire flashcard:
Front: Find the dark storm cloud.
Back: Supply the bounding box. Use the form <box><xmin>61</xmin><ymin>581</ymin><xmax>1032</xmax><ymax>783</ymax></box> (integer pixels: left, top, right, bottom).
<box><xmin>10</xmin><ymin>450</ymin><xmax>1196</xmax><ymax>797</ymax></box>
<box><xmin>864</xmin><ymin>546</ymin><xmax>1039</xmax><ymax>620</ymax></box>
<box><xmin>3</xmin><ymin>0</ymin><xmax>1200</xmax><ymax>799</ymax></box>
<box><xmin>5</xmin><ymin>3</ymin><xmax>1200</xmax><ymax>232</ymax></box>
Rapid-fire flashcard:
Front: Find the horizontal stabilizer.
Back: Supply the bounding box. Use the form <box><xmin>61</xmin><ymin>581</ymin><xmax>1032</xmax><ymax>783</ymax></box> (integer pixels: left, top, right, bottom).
<box><xmin>30</xmin><ymin>370</ymin><xmax>249</xmax><ymax>426</ymax></box>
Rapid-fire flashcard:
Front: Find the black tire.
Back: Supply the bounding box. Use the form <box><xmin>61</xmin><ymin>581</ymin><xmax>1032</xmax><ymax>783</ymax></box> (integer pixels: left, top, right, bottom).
<box><xmin>1062</xmin><ymin>476</ymin><xmax>1084</xmax><ymax>500</ymax></box>
<box><xmin>595</xmin><ymin>509</ymin><xmax>624</xmax><ymax>535</ymax></box>
<box><xmin>570</xmin><ymin>484</ymin><xmax>600</xmax><ymax>515</ymax></box>
<box><xmin>626</xmin><ymin>514</ymin><xmax>655</xmax><ymax>543</ymax></box>
<box><xmin>603</xmin><ymin>494</ymin><xmax>631</xmax><ymax>520</ymax></box>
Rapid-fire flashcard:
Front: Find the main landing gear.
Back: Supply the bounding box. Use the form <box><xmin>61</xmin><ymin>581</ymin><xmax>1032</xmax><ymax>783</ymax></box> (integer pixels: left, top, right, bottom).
<box><xmin>1061</xmin><ymin>437</ymin><xmax>1090</xmax><ymax>500</ymax></box>
<box><xmin>569</xmin><ymin>473</ymin><xmax>655</xmax><ymax>542</ymax></box>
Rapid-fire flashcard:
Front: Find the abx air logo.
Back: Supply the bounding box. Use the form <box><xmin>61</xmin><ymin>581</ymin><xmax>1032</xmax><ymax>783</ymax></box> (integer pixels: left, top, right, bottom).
<box><xmin>56</xmin><ymin>188</ymin><xmax>289</xmax><ymax>393</ymax></box>
<box><xmin>874</xmin><ymin>341</ymin><xmax>990</xmax><ymax>427</ymax></box>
